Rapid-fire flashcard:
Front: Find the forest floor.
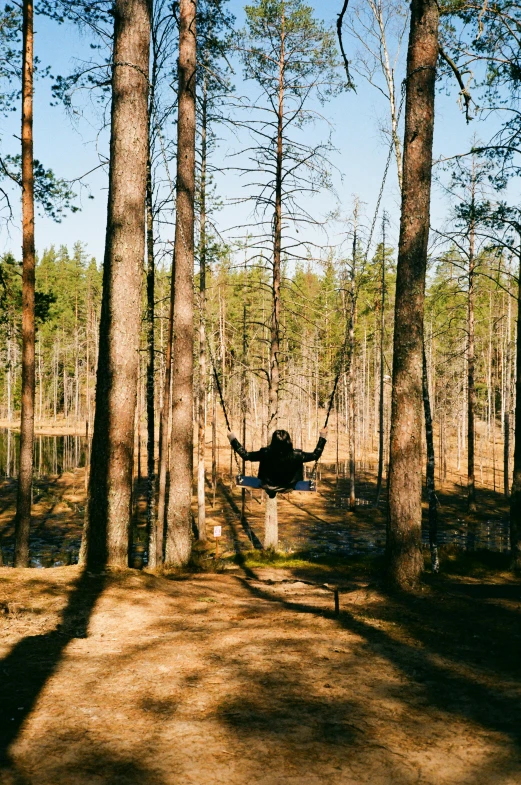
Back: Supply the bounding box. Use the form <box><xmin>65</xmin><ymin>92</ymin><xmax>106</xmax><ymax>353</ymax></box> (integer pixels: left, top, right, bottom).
<box><xmin>0</xmin><ymin>433</ymin><xmax>517</xmax><ymax>783</ymax></box>
<box><xmin>0</xmin><ymin>556</ymin><xmax>520</xmax><ymax>785</ymax></box>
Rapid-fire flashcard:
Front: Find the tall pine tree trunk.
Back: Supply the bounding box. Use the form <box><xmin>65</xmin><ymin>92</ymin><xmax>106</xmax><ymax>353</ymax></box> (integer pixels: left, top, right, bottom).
<box><xmin>467</xmin><ymin>209</ymin><xmax>477</xmax><ymax>511</ymax></box>
<box><xmin>241</xmin><ymin>252</ymin><xmax>248</xmax><ymax>524</ymax></box>
<box><xmin>146</xmin><ymin>138</ymin><xmax>155</xmax><ymax>548</ymax></box>
<box><xmin>267</xmin><ymin>75</ymin><xmax>283</xmax><ymax>433</ymax></box>
<box><xmin>14</xmin><ymin>0</ymin><xmax>35</xmax><ymax>568</ymax></box>
<box><xmin>387</xmin><ymin>0</ymin><xmax>439</xmax><ymax>588</ymax></box>
<box><xmin>80</xmin><ymin>0</ymin><xmax>151</xmax><ymax>570</ymax></box>
<box><xmin>504</xmin><ymin>293</ymin><xmax>511</xmax><ymax>498</ymax></box>
<box><xmin>212</xmin><ymin>377</ymin><xmax>217</xmax><ymax>506</ymax></box>
<box><xmin>264</xmin><ymin>11</ymin><xmax>285</xmax><ymax>551</ymax></box>
<box><xmin>197</xmin><ymin>73</ymin><xmax>208</xmax><ymax>542</ymax></box>
<box><xmin>423</xmin><ymin>345</ymin><xmax>439</xmax><ymax>572</ymax></box>
<box><xmin>165</xmin><ymin>0</ymin><xmax>197</xmax><ymax>567</ymax></box>
<box><xmin>510</xmin><ymin>240</ymin><xmax>521</xmax><ymax>569</ymax></box>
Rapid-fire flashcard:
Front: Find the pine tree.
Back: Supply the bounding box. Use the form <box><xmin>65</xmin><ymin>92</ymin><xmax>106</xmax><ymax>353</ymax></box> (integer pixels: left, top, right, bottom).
<box><xmin>387</xmin><ymin>0</ymin><xmax>439</xmax><ymax>588</ymax></box>
<box><xmin>165</xmin><ymin>0</ymin><xmax>197</xmax><ymax>567</ymax></box>
<box><xmin>240</xmin><ymin>0</ymin><xmax>343</xmax><ymax>549</ymax></box>
<box><xmin>14</xmin><ymin>0</ymin><xmax>36</xmax><ymax>568</ymax></box>
<box><xmin>80</xmin><ymin>0</ymin><xmax>151</xmax><ymax>570</ymax></box>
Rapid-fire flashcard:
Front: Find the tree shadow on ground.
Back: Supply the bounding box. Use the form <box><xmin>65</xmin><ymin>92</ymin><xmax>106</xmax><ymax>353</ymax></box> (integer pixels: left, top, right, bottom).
<box><xmin>0</xmin><ymin>570</ymin><xmax>106</xmax><ymax>775</ymax></box>
<box><xmin>219</xmin><ymin>479</ymin><xmax>263</xmax><ymax>549</ymax></box>
<box><xmin>235</xmin><ymin>570</ymin><xmax>521</xmax><ymax>752</ymax></box>
<box><xmin>1</xmin><ymin>742</ymin><xmax>167</xmax><ymax>785</ymax></box>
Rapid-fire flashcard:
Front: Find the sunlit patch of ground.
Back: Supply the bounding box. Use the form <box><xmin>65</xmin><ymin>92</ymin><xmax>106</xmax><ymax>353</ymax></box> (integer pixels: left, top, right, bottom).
<box><xmin>0</xmin><ymin>562</ymin><xmax>520</xmax><ymax>785</ymax></box>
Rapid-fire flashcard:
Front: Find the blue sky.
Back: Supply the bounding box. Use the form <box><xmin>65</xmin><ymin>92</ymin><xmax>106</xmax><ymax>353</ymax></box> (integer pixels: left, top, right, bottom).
<box><xmin>0</xmin><ymin>0</ymin><xmax>506</xmax><ymax>266</ymax></box>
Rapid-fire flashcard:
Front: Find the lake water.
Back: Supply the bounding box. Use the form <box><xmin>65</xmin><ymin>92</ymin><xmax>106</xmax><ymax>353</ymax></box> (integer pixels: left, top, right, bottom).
<box><xmin>0</xmin><ymin>428</ymin><xmax>512</xmax><ymax>567</ymax></box>
<box><xmin>0</xmin><ymin>428</ymin><xmax>87</xmax><ymax>477</ymax></box>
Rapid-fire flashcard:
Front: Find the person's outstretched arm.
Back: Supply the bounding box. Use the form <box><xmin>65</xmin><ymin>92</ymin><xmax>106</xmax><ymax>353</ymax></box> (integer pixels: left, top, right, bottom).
<box><xmin>227</xmin><ymin>431</ymin><xmax>262</xmax><ymax>462</ymax></box>
<box><xmin>302</xmin><ymin>429</ymin><xmax>327</xmax><ymax>462</ymax></box>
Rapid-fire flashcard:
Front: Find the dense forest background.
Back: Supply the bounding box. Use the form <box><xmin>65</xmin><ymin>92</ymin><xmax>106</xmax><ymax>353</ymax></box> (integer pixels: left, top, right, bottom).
<box><xmin>1</xmin><ymin>0</ymin><xmax>520</xmax><ymax>578</ymax></box>
<box><xmin>1</xmin><ymin>232</ymin><xmax>517</xmax><ymax>496</ymax></box>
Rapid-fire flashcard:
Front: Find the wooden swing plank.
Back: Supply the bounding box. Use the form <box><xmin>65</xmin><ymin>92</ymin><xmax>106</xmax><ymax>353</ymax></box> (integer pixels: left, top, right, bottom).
<box><xmin>236</xmin><ymin>475</ymin><xmax>315</xmax><ymax>493</ymax></box>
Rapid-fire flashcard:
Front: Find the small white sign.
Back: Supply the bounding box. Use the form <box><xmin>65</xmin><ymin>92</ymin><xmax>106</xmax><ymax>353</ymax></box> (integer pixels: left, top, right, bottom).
<box><xmin>213</xmin><ymin>526</ymin><xmax>222</xmax><ymax>538</ymax></box>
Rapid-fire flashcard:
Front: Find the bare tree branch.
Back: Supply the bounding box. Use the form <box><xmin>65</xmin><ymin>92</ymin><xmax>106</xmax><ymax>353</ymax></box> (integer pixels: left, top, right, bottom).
<box><xmin>337</xmin><ymin>0</ymin><xmax>356</xmax><ymax>90</ymax></box>
<box><xmin>439</xmin><ymin>45</ymin><xmax>474</xmax><ymax>124</ymax></box>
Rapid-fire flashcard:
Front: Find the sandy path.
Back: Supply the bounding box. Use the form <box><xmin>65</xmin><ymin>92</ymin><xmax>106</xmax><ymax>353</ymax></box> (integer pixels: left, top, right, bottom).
<box><xmin>0</xmin><ymin>565</ymin><xmax>520</xmax><ymax>785</ymax></box>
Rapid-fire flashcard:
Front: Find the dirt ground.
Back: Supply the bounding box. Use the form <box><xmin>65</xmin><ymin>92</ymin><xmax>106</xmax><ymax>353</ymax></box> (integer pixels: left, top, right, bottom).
<box><xmin>0</xmin><ymin>558</ymin><xmax>520</xmax><ymax>785</ymax></box>
<box><xmin>0</xmin><ymin>426</ymin><xmax>517</xmax><ymax>783</ymax></box>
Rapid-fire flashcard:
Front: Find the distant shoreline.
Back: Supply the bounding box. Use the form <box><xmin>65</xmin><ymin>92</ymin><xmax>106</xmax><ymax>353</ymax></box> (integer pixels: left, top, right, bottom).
<box><xmin>0</xmin><ymin>420</ymin><xmax>89</xmax><ymax>437</ymax></box>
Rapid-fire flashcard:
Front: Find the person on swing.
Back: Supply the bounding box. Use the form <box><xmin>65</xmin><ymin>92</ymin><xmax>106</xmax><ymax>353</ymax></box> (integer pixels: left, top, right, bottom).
<box><xmin>227</xmin><ymin>428</ymin><xmax>327</xmax><ymax>498</ymax></box>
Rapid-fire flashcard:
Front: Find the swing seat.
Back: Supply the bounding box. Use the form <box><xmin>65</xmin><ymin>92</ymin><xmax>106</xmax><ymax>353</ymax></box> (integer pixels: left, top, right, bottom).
<box><xmin>236</xmin><ymin>475</ymin><xmax>316</xmax><ymax>493</ymax></box>
<box><xmin>236</xmin><ymin>475</ymin><xmax>262</xmax><ymax>489</ymax></box>
<box><xmin>294</xmin><ymin>479</ymin><xmax>316</xmax><ymax>492</ymax></box>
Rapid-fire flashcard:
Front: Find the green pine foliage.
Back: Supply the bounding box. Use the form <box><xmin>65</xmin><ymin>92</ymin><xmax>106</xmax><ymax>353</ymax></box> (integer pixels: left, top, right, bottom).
<box><xmin>0</xmin><ymin>243</ymin><xmax>102</xmax><ymax>420</ymax></box>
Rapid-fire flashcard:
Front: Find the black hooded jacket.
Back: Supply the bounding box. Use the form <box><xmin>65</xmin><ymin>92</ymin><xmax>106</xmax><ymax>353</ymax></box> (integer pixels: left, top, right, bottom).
<box><xmin>230</xmin><ymin>436</ymin><xmax>326</xmax><ymax>490</ymax></box>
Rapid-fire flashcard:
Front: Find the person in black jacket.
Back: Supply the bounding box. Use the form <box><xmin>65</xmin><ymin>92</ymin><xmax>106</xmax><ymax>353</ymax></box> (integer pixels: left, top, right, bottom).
<box><xmin>227</xmin><ymin>428</ymin><xmax>327</xmax><ymax>497</ymax></box>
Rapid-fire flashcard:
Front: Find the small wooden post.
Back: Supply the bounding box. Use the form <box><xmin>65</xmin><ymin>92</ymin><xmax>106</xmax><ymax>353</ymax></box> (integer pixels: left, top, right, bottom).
<box><xmin>333</xmin><ymin>586</ymin><xmax>340</xmax><ymax>616</ymax></box>
<box><xmin>214</xmin><ymin>525</ymin><xmax>221</xmax><ymax>559</ymax></box>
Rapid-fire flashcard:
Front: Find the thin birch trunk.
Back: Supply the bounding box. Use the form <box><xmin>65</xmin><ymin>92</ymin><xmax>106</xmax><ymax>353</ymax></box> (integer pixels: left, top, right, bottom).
<box><xmin>348</xmin><ymin>218</ymin><xmax>357</xmax><ymax>510</ymax></box>
<box><xmin>375</xmin><ymin>216</ymin><xmax>386</xmax><ymax>506</ymax></box>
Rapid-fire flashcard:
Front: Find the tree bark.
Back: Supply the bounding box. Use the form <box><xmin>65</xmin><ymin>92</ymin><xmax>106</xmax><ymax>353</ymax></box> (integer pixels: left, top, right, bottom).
<box><xmin>467</xmin><ymin>176</ymin><xmax>477</xmax><ymax>512</ymax></box>
<box><xmin>510</xmin><ymin>242</ymin><xmax>521</xmax><ymax>569</ymax></box>
<box><xmin>370</xmin><ymin>0</ymin><xmax>403</xmax><ymax>191</ymax></box>
<box><xmin>14</xmin><ymin>0</ymin><xmax>36</xmax><ymax>568</ymax></box>
<box><xmin>375</xmin><ymin>217</ymin><xmax>386</xmax><ymax>506</ymax></box>
<box><xmin>348</xmin><ymin>219</ymin><xmax>357</xmax><ymax>510</ymax></box>
<box><xmin>504</xmin><ymin>291</ymin><xmax>511</xmax><ymax>498</ymax></box>
<box><xmin>264</xmin><ymin>495</ymin><xmax>278</xmax><ymax>550</ymax></box>
<box><xmin>146</xmin><ymin>136</ymin><xmax>155</xmax><ymax>551</ymax></box>
<box><xmin>80</xmin><ymin>0</ymin><xmax>151</xmax><ymax>570</ymax></box>
<box><xmin>387</xmin><ymin>0</ymin><xmax>439</xmax><ymax>588</ymax></box>
<box><xmin>212</xmin><ymin>377</ymin><xmax>217</xmax><ymax>506</ymax></box>
<box><xmin>263</xmin><ymin>10</ymin><xmax>285</xmax><ymax>550</ymax></box>
<box><xmin>423</xmin><ymin>345</ymin><xmax>439</xmax><ymax>572</ymax></box>
<box><xmin>241</xmin><ymin>253</ymin><xmax>248</xmax><ymax>525</ymax></box>
<box><xmin>151</xmin><ymin>259</ymin><xmax>174</xmax><ymax>569</ymax></box>
<box><xmin>267</xmin><ymin>10</ymin><xmax>285</xmax><ymax>433</ymax></box>
<box><xmin>165</xmin><ymin>0</ymin><xmax>197</xmax><ymax>567</ymax></box>
<box><xmin>197</xmin><ymin>72</ymin><xmax>208</xmax><ymax>542</ymax></box>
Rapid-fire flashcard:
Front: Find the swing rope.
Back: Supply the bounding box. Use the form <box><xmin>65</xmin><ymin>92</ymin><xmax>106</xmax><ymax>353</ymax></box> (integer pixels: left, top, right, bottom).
<box><xmin>308</xmin><ymin>318</ymin><xmax>350</xmax><ymax>483</ymax></box>
<box><xmin>205</xmin><ymin>301</ymin><xmax>352</xmax><ymax>490</ymax></box>
<box><xmin>206</xmin><ymin>334</ymin><xmax>242</xmax><ymax>473</ymax></box>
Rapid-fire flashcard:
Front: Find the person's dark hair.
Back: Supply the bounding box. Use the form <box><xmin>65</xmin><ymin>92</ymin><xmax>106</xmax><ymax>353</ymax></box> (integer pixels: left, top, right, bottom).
<box><xmin>269</xmin><ymin>429</ymin><xmax>293</xmax><ymax>456</ymax></box>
